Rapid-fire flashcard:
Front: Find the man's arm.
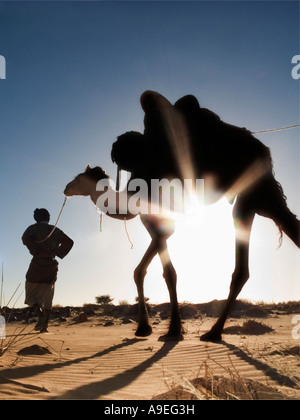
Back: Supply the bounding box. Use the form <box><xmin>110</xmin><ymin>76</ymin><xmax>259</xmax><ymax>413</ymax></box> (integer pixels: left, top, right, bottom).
<box><xmin>22</xmin><ymin>227</ymin><xmax>41</xmax><ymax>256</ymax></box>
<box><xmin>55</xmin><ymin>233</ymin><xmax>74</xmax><ymax>259</ymax></box>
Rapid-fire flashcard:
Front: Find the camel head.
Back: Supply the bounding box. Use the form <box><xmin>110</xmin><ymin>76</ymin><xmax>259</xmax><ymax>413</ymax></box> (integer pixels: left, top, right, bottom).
<box><xmin>64</xmin><ymin>165</ymin><xmax>108</xmax><ymax>197</ymax></box>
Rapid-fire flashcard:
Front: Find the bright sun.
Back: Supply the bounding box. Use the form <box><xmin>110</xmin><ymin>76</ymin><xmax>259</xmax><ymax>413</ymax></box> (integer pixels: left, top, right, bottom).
<box><xmin>167</xmin><ymin>197</ymin><xmax>236</xmax><ymax>303</ymax></box>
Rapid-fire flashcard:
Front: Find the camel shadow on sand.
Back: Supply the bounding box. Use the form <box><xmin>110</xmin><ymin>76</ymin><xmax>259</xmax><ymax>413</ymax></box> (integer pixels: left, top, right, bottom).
<box><xmin>49</xmin><ymin>340</ymin><xmax>178</xmax><ymax>399</ymax></box>
<box><xmin>213</xmin><ymin>341</ymin><xmax>299</xmax><ymax>389</ymax></box>
<box><xmin>1</xmin><ymin>336</ymin><xmax>298</xmax><ymax>399</ymax></box>
<box><xmin>0</xmin><ymin>338</ymin><xmax>178</xmax><ymax>399</ymax></box>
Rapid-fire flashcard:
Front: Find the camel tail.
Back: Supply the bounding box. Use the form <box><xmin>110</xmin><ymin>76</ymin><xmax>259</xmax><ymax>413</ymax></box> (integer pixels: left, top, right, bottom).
<box><xmin>274</xmin><ymin>179</ymin><xmax>300</xmax><ymax>248</ymax></box>
<box><xmin>276</xmin><ymin>205</ymin><xmax>300</xmax><ymax>249</ymax></box>
<box><xmin>255</xmin><ymin>175</ymin><xmax>300</xmax><ymax>248</ymax></box>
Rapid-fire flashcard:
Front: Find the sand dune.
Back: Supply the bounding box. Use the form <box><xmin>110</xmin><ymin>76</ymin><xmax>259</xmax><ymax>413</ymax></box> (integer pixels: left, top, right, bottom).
<box><xmin>0</xmin><ymin>306</ymin><xmax>299</xmax><ymax>400</ymax></box>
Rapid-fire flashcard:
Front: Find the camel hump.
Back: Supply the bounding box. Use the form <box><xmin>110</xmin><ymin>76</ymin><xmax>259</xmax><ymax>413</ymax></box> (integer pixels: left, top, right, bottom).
<box><xmin>174</xmin><ymin>94</ymin><xmax>221</xmax><ymax>125</ymax></box>
<box><xmin>174</xmin><ymin>94</ymin><xmax>201</xmax><ymax>113</ymax></box>
<box><xmin>140</xmin><ymin>90</ymin><xmax>172</xmax><ymax>113</ymax></box>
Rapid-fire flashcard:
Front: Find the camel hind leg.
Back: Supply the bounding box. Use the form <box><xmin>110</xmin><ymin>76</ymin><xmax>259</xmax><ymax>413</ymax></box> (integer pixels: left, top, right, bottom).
<box><xmin>201</xmin><ymin>196</ymin><xmax>255</xmax><ymax>342</ymax></box>
<box><xmin>201</xmin><ymin>176</ymin><xmax>299</xmax><ymax>343</ymax></box>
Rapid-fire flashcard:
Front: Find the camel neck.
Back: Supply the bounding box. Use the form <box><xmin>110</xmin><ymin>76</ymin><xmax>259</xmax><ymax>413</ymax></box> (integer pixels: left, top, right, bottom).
<box><xmin>89</xmin><ymin>188</ymin><xmax>101</xmax><ymax>207</ymax></box>
<box><xmin>89</xmin><ymin>184</ymin><xmax>137</xmax><ymax>221</ymax></box>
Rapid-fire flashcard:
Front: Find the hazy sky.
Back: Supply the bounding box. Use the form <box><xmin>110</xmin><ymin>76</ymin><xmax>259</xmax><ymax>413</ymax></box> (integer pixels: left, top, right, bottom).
<box><xmin>0</xmin><ymin>1</ymin><xmax>299</xmax><ymax>307</ymax></box>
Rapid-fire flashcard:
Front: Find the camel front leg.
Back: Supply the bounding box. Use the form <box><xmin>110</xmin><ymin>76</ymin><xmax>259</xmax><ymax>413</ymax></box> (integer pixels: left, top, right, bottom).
<box><xmin>158</xmin><ymin>241</ymin><xmax>183</xmax><ymax>341</ymax></box>
<box><xmin>201</xmin><ymin>201</ymin><xmax>255</xmax><ymax>342</ymax></box>
<box><xmin>134</xmin><ymin>240</ymin><xmax>158</xmax><ymax>337</ymax></box>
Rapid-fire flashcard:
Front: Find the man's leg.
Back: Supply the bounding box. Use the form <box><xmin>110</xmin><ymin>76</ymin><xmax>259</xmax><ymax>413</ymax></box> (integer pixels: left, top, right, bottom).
<box><xmin>35</xmin><ymin>283</ymin><xmax>55</xmax><ymax>332</ymax></box>
<box><xmin>39</xmin><ymin>309</ymin><xmax>51</xmax><ymax>333</ymax></box>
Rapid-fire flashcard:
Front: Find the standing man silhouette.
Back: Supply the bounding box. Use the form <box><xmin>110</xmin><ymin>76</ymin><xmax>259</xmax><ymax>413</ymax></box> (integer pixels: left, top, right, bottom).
<box><xmin>22</xmin><ymin>208</ymin><xmax>73</xmax><ymax>332</ymax></box>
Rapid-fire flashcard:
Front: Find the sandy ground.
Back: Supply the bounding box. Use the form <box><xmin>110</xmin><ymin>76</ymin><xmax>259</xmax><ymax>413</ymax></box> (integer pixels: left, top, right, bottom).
<box><xmin>0</xmin><ymin>313</ymin><xmax>299</xmax><ymax>400</ymax></box>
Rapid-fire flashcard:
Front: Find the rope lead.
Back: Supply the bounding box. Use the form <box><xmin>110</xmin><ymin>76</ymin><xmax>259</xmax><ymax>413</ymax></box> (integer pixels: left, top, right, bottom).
<box><xmin>35</xmin><ymin>196</ymin><xmax>68</xmax><ymax>243</ymax></box>
<box><xmin>252</xmin><ymin>124</ymin><xmax>300</xmax><ymax>134</ymax></box>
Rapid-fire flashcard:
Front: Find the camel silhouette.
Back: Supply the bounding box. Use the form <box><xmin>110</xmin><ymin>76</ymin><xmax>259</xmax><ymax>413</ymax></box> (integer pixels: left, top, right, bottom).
<box><xmin>64</xmin><ymin>91</ymin><xmax>299</xmax><ymax>342</ymax></box>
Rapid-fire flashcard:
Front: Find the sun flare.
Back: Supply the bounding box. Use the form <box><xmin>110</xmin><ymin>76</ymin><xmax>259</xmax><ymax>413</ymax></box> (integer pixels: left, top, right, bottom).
<box><xmin>167</xmin><ymin>198</ymin><xmax>236</xmax><ymax>303</ymax></box>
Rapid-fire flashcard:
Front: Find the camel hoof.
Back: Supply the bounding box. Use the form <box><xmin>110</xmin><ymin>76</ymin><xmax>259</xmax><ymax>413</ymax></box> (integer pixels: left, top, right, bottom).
<box><xmin>135</xmin><ymin>325</ymin><xmax>153</xmax><ymax>337</ymax></box>
<box><xmin>200</xmin><ymin>330</ymin><xmax>222</xmax><ymax>342</ymax></box>
<box><xmin>158</xmin><ymin>333</ymin><xmax>184</xmax><ymax>342</ymax></box>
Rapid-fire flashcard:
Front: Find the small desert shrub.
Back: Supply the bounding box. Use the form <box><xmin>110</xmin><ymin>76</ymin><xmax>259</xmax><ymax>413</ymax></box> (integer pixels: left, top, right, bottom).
<box><xmin>95</xmin><ymin>295</ymin><xmax>114</xmax><ymax>305</ymax></box>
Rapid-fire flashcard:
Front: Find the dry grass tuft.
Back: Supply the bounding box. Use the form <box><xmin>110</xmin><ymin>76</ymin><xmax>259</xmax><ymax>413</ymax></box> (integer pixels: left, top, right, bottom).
<box><xmin>154</xmin><ymin>354</ymin><xmax>295</xmax><ymax>400</ymax></box>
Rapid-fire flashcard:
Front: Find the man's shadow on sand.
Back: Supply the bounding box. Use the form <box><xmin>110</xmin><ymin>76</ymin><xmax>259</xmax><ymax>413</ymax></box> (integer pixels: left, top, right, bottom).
<box><xmin>0</xmin><ymin>338</ymin><xmax>178</xmax><ymax>399</ymax></box>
